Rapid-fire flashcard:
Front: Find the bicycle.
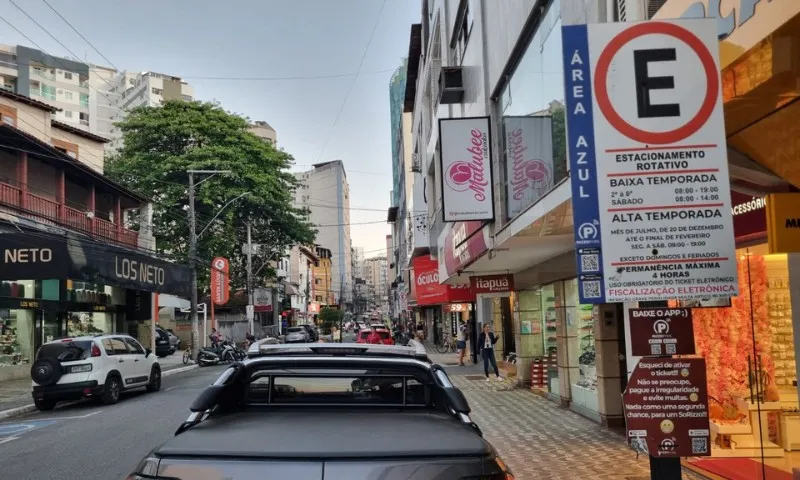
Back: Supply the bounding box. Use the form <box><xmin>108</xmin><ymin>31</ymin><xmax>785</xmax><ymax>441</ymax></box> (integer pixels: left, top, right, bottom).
<box><xmin>436</xmin><ymin>334</ymin><xmax>458</xmax><ymax>354</ymax></box>
<box><xmin>182</xmin><ymin>343</ymin><xmax>194</xmax><ymax>365</ymax></box>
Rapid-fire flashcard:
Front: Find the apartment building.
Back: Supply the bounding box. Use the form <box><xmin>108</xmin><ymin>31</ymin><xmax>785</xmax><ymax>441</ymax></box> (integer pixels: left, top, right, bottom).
<box><xmin>363</xmin><ymin>256</ymin><xmax>388</xmax><ymax>311</ymax></box>
<box><xmin>293</xmin><ymin>161</ymin><xmax>353</xmax><ymax>305</ymax></box>
<box><xmin>249</xmin><ymin>120</ymin><xmax>277</xmax><ymax>145</ymax></box>
<box><xmin>0</xmin><ymin>44</ymin><xmax>194</xmax><ymax>151</ymax></box>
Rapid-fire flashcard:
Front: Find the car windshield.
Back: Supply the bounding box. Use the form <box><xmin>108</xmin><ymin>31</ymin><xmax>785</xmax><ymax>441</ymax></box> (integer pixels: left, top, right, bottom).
<box><xmin>36</xmin><ymin>341</ymin><xmax>93</xmax><ymax>362</ymax></box>
<box><xmin>286</xmin><ymin>327</ymin><xmax>304</xmax><ymax>333</ymax></box>
<box><xmin>247</xmin><ymin>370</ymin><xmax>428</xmax><ymax>406</ymax></box>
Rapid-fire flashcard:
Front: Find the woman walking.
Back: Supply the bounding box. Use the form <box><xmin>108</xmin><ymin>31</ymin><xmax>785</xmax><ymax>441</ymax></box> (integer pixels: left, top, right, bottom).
<box><xmin>477</xmin><ymin>324</ymin><xmax>502</xmax><ymax>381</ymax></box>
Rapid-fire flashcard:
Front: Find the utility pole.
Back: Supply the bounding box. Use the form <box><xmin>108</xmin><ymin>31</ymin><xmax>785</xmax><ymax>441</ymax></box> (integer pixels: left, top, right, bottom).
<box><xmin>339</xmin><ymin>275</ymin><xmax>345</xmax><ymax>342</ymax></box>
<box><xmin>246</xmin><ymin>221</ymin><xmax>254</xmax><ymax>334</ymax></box>
<box><xmin>304</xmin><ymin>259</ymin><xmax>311</xmax><ymax>325</ymax></box>
<box><xmin>187</xmin><ymin>172</ymin><xmax>199</xmax><ymax>361</ymax></box>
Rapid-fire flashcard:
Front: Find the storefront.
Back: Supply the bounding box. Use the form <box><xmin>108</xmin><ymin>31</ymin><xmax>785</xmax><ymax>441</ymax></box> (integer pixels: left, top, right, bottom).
<box><xmin>411</xmin><ymin>255</ymin><xmax>475</xmax><ymax>347</ymax></box>
<box><xmin>0</xmin><ymin>228</ymin><xmax>191</xmax><ymax>377</ymax></box>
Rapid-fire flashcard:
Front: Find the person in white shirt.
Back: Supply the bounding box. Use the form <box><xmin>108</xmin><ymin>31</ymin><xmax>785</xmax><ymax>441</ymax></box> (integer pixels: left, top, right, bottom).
<box><xmin>456</xmin><ymin>319</ymin><xmax>468</xmax><ymax>366</ymax></box>
<box><xmin>477</xmin><ymin>323</ymin><xmax>502</xmax><ymax>381</ymax></box>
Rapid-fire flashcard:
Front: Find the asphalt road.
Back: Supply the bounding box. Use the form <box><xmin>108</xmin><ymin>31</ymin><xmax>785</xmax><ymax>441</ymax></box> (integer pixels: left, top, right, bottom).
<box><xmin>0</xmin><ymin>366</ymin><xmax>225</xmax><ymax>480</ymax></box>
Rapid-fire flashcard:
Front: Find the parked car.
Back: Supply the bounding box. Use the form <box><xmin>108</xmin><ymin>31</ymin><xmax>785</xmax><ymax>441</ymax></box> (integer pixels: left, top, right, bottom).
<box><xmin>128</xmin><ymin>343</ymin><xmax>512</xmax><ymax>479</ymax></box>
<box><xmin>301</xmin><ymin>324</ymin><xmax>319</xmax><ymax>342</ymax></box>
<box><xmin>164</xmin><ymin>328</ymin><xmax>180</xmax><ymax>354</ymax></box>
<box><xmin>282</xmin><ymin>326</ymin><xmax>310</xmax><ymax>343</ymax></box>
<box><xmin>31</xmin><ymin>335</ymin><xmax>161</xmax><ymax>411</ymax></box>
<box><xmin>153</xmin><ymin>327</ymin><xmax>172</xmax><ymax>357</ymax></box>
<box><xmin>356</xmin><ymin>327</ymin><xmax>394</xmax><ymax>345</ymax></box>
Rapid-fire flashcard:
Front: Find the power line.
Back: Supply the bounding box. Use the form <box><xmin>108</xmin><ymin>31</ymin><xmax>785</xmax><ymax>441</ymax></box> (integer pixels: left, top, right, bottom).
<box><xmin>313</xmin><ymin>0</ymin><xmax>387</xmax><ymax>165</ymax></box>
<box><xmin>180</xmin><ymin>69</ymin><xmax>397</xmax><ymax>81</ymax></box>
<box><xmin>39</xmin><ymin>0</ymin><xmax>120</xmax><ymax>71</ymax></box>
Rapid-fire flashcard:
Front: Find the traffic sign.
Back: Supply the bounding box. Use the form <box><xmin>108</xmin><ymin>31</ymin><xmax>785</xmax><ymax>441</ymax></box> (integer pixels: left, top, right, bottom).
<box><xmin>562</xmin><ymin>19</ymin><xmax>738</xmax><ymax>304</ymax></box>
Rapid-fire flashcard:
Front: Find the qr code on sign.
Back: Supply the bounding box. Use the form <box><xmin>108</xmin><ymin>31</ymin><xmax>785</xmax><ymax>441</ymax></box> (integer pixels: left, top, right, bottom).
<box><xmin>631</xmin><ymin>436</ymin><xmax>648</xmax><ymax>454</ymax></box>
<box><xmin>582</xmin><ymin>280</ymin><xmax>602</xmax><ymax>298</ymax></box>
<box><xmin>692</xmin><ymin>437</ymin><xmax>708</xmax><ymax>454</ymax></box>
<box><xmin>580</xmin><ymin>254</ymin><xmax>600</xmax><ymax>273</ymax></box>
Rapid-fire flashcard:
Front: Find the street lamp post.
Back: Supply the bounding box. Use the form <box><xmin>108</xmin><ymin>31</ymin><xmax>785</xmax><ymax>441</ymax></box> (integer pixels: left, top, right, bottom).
<box><xmin>187</xmin><ymin>169</ymin><xmax>238</xmax><ymax>361</ymax></box>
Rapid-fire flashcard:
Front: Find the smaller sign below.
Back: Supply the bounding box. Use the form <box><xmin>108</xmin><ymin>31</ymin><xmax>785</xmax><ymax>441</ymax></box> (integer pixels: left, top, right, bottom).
<box><xmin>628</xmin><ymin>308</ymin><xmax>695</xmax><ymax>356</ymax></box>
<box><xmin>767</xmin><ymin>193</ymin><xmax>800</xmax><ymax>254</ymax></box>
<box><xmin>623</xmin><ymin>357</ymin><xmax>710</xmax><ymax>458</ymax></box>
<box><xmin>245</xmin><ymin>305</ymin><xmax>254</xmax><ymax>321</ymax></box>
<box><xmin>446</xmin><ymin>303</ymin><xmax>472</xmax><ymax>312</ymax></box>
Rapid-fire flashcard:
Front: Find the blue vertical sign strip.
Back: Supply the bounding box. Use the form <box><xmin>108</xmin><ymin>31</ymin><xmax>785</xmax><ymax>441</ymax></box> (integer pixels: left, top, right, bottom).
<box><xmin>561</xmin><ymin>25</ymin><xmax>606</xmax><ymax>304</ymax></box>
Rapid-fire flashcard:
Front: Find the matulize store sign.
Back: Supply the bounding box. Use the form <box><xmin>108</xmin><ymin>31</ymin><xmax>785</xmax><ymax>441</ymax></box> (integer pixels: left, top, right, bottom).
<box><xmin>0</xmin><ymin>231</ymin><xmax>191</xmax><ymax>297</ymax></box>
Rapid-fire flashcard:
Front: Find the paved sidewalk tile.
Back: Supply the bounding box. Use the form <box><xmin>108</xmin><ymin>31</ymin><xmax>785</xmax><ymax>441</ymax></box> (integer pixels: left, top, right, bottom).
<box><xmin>447</xmin><ymin>374</ymin><xmax>705</xmax><ymax>479</ymax></box>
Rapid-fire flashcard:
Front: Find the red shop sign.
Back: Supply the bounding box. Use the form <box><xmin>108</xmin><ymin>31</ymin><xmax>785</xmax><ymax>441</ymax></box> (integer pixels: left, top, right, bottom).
<box><xmin>439</xmin><ymin>221</ymin><xmax>489</xmax><ymax>279</ymax></box>
<box><xmin>412</xmin><ymin>255</ymin><xmax>450</xmax><ymax>306</ymax></box>
<box><xmin>623</xmin><ymin>357</ymin><xmax>710</xmax><ymax>458</ymax></box>
<box><xmin>471</xmin><ymin>274</ymin><xmax>515</xmax><ymax>294</ymax></box>
<box><xmin>731</xmin><ymin>191</ymin><xmax>766</xmax><ymax>241</ymax></box>
<box><xmin>628</xmin><ymin>308</ymin><xmax>695</xmax><ymax>357</ymax></box>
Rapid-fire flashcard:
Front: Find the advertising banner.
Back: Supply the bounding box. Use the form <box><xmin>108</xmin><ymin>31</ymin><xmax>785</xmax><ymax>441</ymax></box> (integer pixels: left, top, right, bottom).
<box><xmin>471</xmin><ymin>274</ymin><xmax>515</xmax><ymax>295</ymax></box>
<box><xmin>766</xmin><ymin>193</ymin><xmax>800</xmax><ymax>254</ymax></box>
<box><xmin>210</xmin><ymin>257</ymin><xmax>230</xmax><ymax>305</ymax></box>
<box><xmin>562</xmin><ymin>19</ymin><xmax>737</xmax><ymax>304</ymax></box>
<box><xmin>437</xmin><ymin>221</ymin><xmax>489</xmax><ymax>282</ymax></box>
<box><xmin>623</xmin><ymin>357</ymin><xmax>710</xmax><ymax>457</ymax></box>
<box><xmin>412</xmin><ymin>255</ymin><xmax>449</xmax><ymax>306</ymax></box>
<box><xmin>253</xmin><ymin>287</ymin><xmax>272</xmax><ymax>312</ymax></box>
<box><xmin>731</xmin><ymin>191</ymin><xmax>766</xmax><ymax>240</ymax></box>
<box><xmin>503</xmin><ymin>116</ymin><xmax>554</xmax><ymax>218</ymax></box>
<box><xmin>0</xmin><ymin>231</ymin><xmax>191</xmax><ymax>297</ymax></box>
<box><xmin>628</xmin><ymin>308</ymin><xmax>694</xmax><ymax>356</ymax></box>
<box><xmin>439</xmin><ymin>117</ymin><xmax>494</xmax><ymax>222</ymax></box>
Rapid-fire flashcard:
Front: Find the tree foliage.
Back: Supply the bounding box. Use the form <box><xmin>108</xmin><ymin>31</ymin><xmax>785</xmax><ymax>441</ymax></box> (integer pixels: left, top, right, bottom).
<box><xmin>318</xmin><ymin>306</ymin><xmax>344</xmax><ymax>333</ymax></box>
<box><xmin>106</xmin><ymin>100</ymin><xmax>316</xmax><ymax>291</ymax></box>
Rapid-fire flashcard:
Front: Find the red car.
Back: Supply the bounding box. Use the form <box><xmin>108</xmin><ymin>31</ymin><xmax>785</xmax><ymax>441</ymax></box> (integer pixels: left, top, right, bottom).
<box><xmin>356</xmin><ymin>328</ymin><xmax>394</xmax><ymax>345</ymax></box>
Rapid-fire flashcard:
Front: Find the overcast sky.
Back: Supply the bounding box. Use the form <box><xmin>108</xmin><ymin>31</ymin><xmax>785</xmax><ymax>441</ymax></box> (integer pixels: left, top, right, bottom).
<box><xmin>1</xmin><ymin>0</ymin><xmax>417</xmax><ymax>257</ymax></box>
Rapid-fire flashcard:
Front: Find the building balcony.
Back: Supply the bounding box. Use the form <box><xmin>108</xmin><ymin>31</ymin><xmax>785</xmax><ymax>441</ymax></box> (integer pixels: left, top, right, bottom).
<box><xmin>0</xmin><ymin>180</ymin><xmax>140</xmax><ymax>249</ymax></box>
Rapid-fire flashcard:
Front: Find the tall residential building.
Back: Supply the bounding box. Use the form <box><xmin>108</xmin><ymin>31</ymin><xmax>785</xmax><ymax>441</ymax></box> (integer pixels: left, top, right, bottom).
<box><xmin>352</xmin><ymin>246</ymin><xmax>365</xmax><ymax>279</ymax></box>
<box><xmin>388</xmin><ymin>59</ymin><xmax>408</xmax><ymax>208</ymax></box>
<box><xmin>0</xmin><ymin>44</ymin><xmax>194</xmax><ymax>151</ymax></box>
<box><xmin>249</xmin><ymin>120</ymin><xmax>277</xmax><ymax>145</ymax></box>
<box><xmin>312</xmin><ymin>246</ymin><xmax>335</xmax><ymax>305</ymax></box>
<box><xmin>363</xmin><ymin>256</ymin><xmax>388</xmax><ymax>311</ymax></box>
<box><xmin>293</xmin><ymin>160</ymin><xmax>352</xmax><ymax>305</ymax></box>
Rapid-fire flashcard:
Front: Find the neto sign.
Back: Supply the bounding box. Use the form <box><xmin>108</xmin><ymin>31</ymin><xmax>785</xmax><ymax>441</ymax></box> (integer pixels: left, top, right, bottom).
<box><xmin>3</xmin><ymin>248</ymin><xmax>52</xmax><ymax>263</ymax></box>
<box><xmin>114</xmin><ymin>256</ymin><xmax>166</xmax><ymax>286</ymax></box>
<box><xmin>562</xmin><ymin>19</ymin><xmax>737</xmax><ymax>304</ymax></box>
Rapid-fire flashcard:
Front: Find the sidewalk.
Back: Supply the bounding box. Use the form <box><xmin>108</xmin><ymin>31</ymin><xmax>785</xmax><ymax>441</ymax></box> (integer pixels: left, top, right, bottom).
<box><xmin>427</xmin><ymin>348</ymin><xmax>702</xmax><ymax>479</ymax></box>
<box><xmin>0</xmin><ymin>353</ymin><xmax>195</xmax><ymax>419</ymax></box>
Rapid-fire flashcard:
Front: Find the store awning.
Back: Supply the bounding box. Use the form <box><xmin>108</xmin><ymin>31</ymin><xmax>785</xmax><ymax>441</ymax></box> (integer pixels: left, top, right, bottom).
<box><xmin>0</xmin><ymin>229</ymin><xmax>191</xmax><ymax>297</ymax></box>
<box><xmin>157</xmin><ymin>294</ymin><xmax>190</xmax><ymax>309</ymax></box>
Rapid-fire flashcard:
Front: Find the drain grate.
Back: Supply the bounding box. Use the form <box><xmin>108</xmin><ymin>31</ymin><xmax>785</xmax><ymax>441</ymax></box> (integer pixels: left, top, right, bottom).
<box><xmin>442</xmin><ymin>362</ymin><xmax>460</xmax><ymax>366</ymax></box>
<box><xmin>466</xmin><ymin>375</ymin><xmax>486</xmax><ymax>380</ymax></box>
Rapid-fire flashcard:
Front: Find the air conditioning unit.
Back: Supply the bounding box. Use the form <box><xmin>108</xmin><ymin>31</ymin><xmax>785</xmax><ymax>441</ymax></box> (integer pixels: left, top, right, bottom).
<box><xmin>411</xmin><ymin>153</ymin><xmax>421</xmax><ymax>172</ymax></box>
<box><xmin>438</xmin><ymin>66</ymin><xmax>464</xmax><ymax>104</ymax></box>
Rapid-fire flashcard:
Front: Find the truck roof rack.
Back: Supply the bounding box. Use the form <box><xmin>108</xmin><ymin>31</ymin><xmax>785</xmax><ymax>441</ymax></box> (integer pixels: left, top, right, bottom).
<box><xmin>246</xmin><ymin>341</ymin><xmax>429</xmax><ymax>360</ymax></box>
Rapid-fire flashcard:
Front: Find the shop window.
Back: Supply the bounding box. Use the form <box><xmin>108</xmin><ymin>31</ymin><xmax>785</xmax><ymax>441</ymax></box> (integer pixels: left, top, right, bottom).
<box><xmin>0</xmin><ymin>309</ymin><xmax>34</xmax><ymax>365</ymax></box>
<box><xmin>564</xmin><ymin>279</ymin><xmax>598</xmax><ymax>412</ymax></box>
<box><xmin>497</xmin><ymin>0</ymin><xmax>567</xmax><ymax>222</ymax></box>
<box><xmin>540</xmin><ymin>283</ymin><xmax>559</xmax><ymax>394</ymax></box>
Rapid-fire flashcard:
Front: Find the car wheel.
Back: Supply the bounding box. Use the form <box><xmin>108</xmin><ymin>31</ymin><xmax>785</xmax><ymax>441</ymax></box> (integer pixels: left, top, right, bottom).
<box><xmin>34</xmin><ymin>399</ymin><xmax>56</xmax><ymax>411</ymax></box>
<box><xmin>146</xmin><ymin>366</ymin><xmax>161</xmax><ymax>392</ymax></box>
<box><xmin>101</xmin><ymin>375</ymin><xmax>122</xmax><ymax>405</ymax></box>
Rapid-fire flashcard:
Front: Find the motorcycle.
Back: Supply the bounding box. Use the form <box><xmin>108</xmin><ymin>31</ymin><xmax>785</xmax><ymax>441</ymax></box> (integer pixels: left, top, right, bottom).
<box><xmin>197</xmin><ymin>339</ymin><xmax>237</xmax><ymax>366</ymax></box>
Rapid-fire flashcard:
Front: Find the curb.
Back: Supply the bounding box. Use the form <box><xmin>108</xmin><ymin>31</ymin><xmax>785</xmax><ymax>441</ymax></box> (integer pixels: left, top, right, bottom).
<box><xmin>0</xmin><ymin>364</ymin><xmax>199</xmax><ymax>421</ymax></box>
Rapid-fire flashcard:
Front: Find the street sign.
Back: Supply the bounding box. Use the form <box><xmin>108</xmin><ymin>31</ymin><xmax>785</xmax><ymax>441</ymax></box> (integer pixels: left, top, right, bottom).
<box><xmin>628</xmin><ymin>308</ymin><xmax>694</xmax><ymax>356</ymax></box>
<box><xmin>245</xmin><ymin>305</ymin><xmax>254</xmax><ymax>321</ymax></box>
<box><xmin>623</xmin><ymin>357</ymin><xmax>710</xmax><ymax>458</ymax></box>
<box><xmin>180</xmin><ymin>303</ymin><xmax>206</xmax><ymax>314</ymax></box>
<box><xmin>210</xmin><ymin>257</ymin><xmax>230</xmax><ymax>305</ymax></box>
<box><xmin>562</xmin><ymin>19</ymin><xmax>738</xmax><ymax>304</ymax></box>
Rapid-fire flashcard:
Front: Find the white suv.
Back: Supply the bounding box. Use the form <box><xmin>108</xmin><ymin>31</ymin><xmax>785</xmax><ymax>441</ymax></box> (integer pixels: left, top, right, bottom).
<box><xmin>31</xmin><ymin>334</ymin><xmax>161</xmax><ymax>411</ymax></box>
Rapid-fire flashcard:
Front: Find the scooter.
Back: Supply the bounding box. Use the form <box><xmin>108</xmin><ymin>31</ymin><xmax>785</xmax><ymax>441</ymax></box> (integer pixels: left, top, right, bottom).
<box><xmin>197</xmin><ymin>339</ymin><xmax>236</xmax><ymax>366</ymax></box>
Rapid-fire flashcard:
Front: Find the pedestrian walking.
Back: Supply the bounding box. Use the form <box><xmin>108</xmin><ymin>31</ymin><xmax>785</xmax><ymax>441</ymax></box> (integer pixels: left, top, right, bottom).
<box><xmin>456</xmin><ymin>319</ymin><xmax>468</xmax><ymax>366</ymax></box>
<box><xmin>477</xmin><ymin>324</ymin><xmax>502</xmax><ymax>381</ymax></box>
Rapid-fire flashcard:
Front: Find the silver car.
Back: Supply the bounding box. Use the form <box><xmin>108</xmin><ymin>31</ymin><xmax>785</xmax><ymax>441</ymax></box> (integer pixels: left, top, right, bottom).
<box><xmin>283</xmin><ymin>326</ymin><xmax>309</xmax><ymax>343</ymax></box>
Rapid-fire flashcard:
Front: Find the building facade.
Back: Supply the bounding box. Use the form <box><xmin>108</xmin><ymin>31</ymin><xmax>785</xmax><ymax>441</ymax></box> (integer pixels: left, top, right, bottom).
<box><xmin>293</xmin><ymin>161</ymin><xmax>353</xmax><ymax>305</ymax></box>
<box><xmin>363</xmin><ymin>256</ymin><xmax>389</xmax><ymax>312</ymax></box>
<box><xmin>312</xmin><ymin>246</ymin><xmax>335</xmax><ymax>306</ymax></box>
<box><xmin>0</xmin><ymin>44</ymin><xmax>194</xmax><ymax>152</ymax></box>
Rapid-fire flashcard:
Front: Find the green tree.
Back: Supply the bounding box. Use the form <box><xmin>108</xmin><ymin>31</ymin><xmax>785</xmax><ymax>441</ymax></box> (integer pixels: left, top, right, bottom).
<box><xmin>106</xmin><ymin>100</ymin><xmax>316</xmax><ymax>291</ymax></box>
<box><xmin>318</xmin><ymin>306</ymin><xmax>344</xmax><ymax>334</ymax></box>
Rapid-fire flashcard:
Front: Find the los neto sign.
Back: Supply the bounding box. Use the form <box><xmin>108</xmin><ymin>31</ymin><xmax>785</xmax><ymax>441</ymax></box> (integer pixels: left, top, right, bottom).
<box><xmin>562</xmin><ymin>19</ymin><xmax>737</xmax><ymax>304</ymax></box>
<box><xmin>114</xmin><ymin>256</ymin><xmax>166</xmax><ymax>287</ymax></box>
<box><xmin>4</xmin><ymin>248</ymin><xmax>52</xmax><ymax>263</ymax></box>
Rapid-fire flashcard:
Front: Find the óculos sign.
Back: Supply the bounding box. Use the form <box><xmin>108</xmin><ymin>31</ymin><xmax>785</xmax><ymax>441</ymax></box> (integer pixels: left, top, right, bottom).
<box><xmin>471</xmin><ymin>274</ymin><xmax>514</xmax><ymax>294</ymax></box>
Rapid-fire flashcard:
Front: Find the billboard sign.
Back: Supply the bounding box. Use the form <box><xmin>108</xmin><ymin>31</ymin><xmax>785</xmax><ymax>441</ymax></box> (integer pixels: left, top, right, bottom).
<box><xmin>503</xmin><ymin>116</ymin><xmax>554</xmax><ymax>218</ymax></box>
<box><xmin>562</xmin><ymin>19</ymin><xmax>737</xmax><ymax>304</ymax></box>
<box><xmin>210</xmin><ymin>257</ymin><xmax>230</xmax><ymax>305</ymax></box>
<box><xmin>628</xmin><ymin>308</ymin><xmax>695</xmax><ymax>356</ymax></box>
<box><xmin>439</xmin><ymin>117</ymin><xmax>494</xmax><ymax>222</ymax></box>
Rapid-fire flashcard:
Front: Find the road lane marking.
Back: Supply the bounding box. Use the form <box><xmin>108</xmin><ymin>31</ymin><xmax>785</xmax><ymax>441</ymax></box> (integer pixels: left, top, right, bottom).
<box><xmin>27</xmin><ymin>410</ymin><xmax>102</xmax><ymax>422</ymax></box>
<box><xmin>166</xmin><ymin>387</ymin><xmax>176</xmax><ymax>392</ymax></box>
<box><xmin>0</xmin><ymin>436</ymin><xmax>19</xmax><ymax>444</ymax></box>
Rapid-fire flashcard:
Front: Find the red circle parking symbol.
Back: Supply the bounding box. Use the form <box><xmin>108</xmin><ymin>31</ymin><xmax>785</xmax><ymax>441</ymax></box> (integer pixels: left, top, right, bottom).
<box><xmin>594</xmin><ymin>21</ymin><xmax>719</xmax><ymax>145</ymax></box>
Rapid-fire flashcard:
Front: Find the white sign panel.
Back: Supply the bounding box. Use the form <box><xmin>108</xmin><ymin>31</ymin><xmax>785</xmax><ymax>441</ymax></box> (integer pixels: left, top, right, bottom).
<box><xmin>562</xmin><ymin>18</ymin><xmax>738</xmax><ymax>304</ymax></box>
<box><xmin>439</xmin><ymin>117</ymin><xmax>494</xmax><ymax>222</ymax></box>
<box><xmin>504</xmin><ymin>116</ymin><xmax>554</xmax><ymax>218</ymax></box>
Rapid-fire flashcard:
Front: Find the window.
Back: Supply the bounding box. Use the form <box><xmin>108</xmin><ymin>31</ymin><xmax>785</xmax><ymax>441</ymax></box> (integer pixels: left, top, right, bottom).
<box><xmin>451</xmin><ymin>0</ymin><xmax>473</xmax><ymax>65</ymax></box>
<box><xmin>36</xmin><ymin>340</ymin><xmax>93</xmax><ymax>361</ymax></box>
<box><xmin>151</xmin><ymin>87</ymin><xmax>163</xmax><ymax>95</ymax></box>
<box><xmin>64</xmin><ymin>110</ymin><xmax>73</xmax><ymax>118</ymax></box>
<box><xmin>63</xmin><ymin>72</ymin><xmax>72</xmax><ymax>80</ymax></box>
<box><xmin>124</xmin><ymin>337</ymin><xmax>145</xmax><ymax>354</ymax></box>
<box><xmin>41</xmin><ymin>84</ymin><xmax>56</xmax><ymax>100</ymax></box>
<box><xmin>315</xmin><ymin>279</ymin><xmax>321</xmax><ymax>285</ymax></box>
<box><xmin>80</xmin><ymin>93</ymin><xmax>89</xmax><ymax>107</ymax></box>
<box><xmin>498</xmin><ymin>0</ymin><xmax>566</xmax><ymax>223</ymax></box>
<box><xmin>316</xmin><ymin>296</ymin><xmax>323</xmax><ymax>302</ymax></box>
<box><xmin>0</xmin><ymin>105</ymin><xmax>16</xmax><ymax>126</ymax></box>
<box><xmin>64</xmin><ymin>91</ymin><xmax>73</xmax><ymax>100</ymax></box>
<box><xmin>182</xmin><ymin>94</ymin><xmax>193</xmax><ymax>101</ymax></box>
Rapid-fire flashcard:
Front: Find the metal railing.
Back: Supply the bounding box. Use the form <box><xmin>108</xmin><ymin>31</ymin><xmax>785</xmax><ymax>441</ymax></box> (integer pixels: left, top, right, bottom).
<box><xmin>32</xmin><ymin>69</ymin><xmax>55</xmax><ymax>81</ymax></box>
